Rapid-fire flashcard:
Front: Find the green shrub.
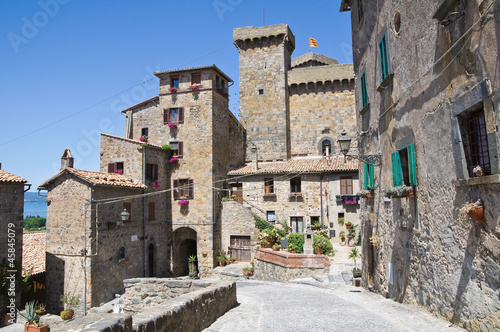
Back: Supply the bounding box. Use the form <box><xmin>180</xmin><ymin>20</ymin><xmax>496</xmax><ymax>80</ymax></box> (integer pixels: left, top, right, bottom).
<box><xmin>255</xmin><ymin>216</ymin><xmax>274</xmax><ymax>231</ymax></box>
<box><xmin>287</xmin><ymin>233</ymin><xmax>304</xmax><ymax>253</ymax></box>
<box><xmin>313</xmin><ymin>234</ymin><xmax>333</xmax><ymax>255</ymax></box>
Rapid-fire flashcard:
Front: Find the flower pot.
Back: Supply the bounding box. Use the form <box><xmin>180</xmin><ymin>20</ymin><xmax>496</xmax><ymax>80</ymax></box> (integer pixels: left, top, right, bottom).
<box><xmin>340</xmin><ymin>237</ymin><xmax>345</xmax><ymax>243</ymax></box>
<box><xmin>467</xmin><ymin>206</ymin><xmax>484</xmax><ymax>221</ymax></box>
<box><xmin>243</xmin><ymin>270</ymin><xmax>253</xmax><ymax>276</ymax></box>
<box><xmin>60</xmin><ymin>309</ymin><xmax>74</xmax><ymax>320</ymax></box>
<box><xmin>315</xmin><ymin>248</ymin><xmax>323</xmax><ymax>255</ymax></box>
<box><xmin>25</xmin><ymin>325</ymin><xmax>49</xmax><ymax>332</ymax></box>
<box><xmin>475</xmin><ymin>171</ymin><xmax>484</xmax><ymax>177</ymax></box>
<box><xmin>345</xmin><ymin>223</ymin><xmax>352</xmax><ymax>229</ymax></box>
<box><xmin>402</xmin><ymin>188</ymin><xmax>414</xmax><ymax>197</ymax></box>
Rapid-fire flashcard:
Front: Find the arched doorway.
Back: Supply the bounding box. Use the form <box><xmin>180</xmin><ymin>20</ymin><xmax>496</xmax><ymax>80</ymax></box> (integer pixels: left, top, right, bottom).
<box><xmin>173</xmin><ymin>227</ymin><xmax>197</xmax><ymax>276</ymax></box>
<box><xmin>148</xmin><ymin>243</ymin><xmax>155</xmax><ymax>277</ymax></box>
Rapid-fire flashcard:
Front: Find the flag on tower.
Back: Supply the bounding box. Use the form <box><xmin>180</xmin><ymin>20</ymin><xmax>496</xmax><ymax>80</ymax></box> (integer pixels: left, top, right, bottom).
<box><xmin>309</xmin><ymin>37</ymin><xmax>318</xmax><ymax>48</ymax></box>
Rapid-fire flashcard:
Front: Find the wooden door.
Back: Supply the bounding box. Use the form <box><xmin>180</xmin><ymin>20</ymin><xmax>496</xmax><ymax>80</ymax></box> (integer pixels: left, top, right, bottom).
<box><xmin>229</xmin><ymin>235</ymin><xmax>251</xmax><ymax>261</ymax></box>
<box><xmin>231</xmin><ymin>183</ymin><xmax>243</xmax><ymax>204</ymax></box>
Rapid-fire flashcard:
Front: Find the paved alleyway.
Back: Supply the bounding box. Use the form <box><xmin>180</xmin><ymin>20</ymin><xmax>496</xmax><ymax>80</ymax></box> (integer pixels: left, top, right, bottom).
<box><xmin>205</xmin><ymin>243</ymin><xmax>465</xmax><ymax>332</ymax></box>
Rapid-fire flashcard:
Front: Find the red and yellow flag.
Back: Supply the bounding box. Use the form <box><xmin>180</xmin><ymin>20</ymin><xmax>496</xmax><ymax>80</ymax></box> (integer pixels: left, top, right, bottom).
<box><xmin>309</xmin><ymin>37</ymin><xmax>318</xmax><ymax>48</ymax></box>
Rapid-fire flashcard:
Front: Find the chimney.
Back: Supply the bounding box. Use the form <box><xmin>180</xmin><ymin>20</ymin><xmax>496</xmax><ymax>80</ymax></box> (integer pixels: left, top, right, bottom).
<box><xmin>61</xmin><ymin>149</ymin><xmax>74</xmax><ymax>170</ymax></box>
<box><xmin>251</xmin><ymin>144</ymin><xmax>258</xmax><ymax>171</ymax></box>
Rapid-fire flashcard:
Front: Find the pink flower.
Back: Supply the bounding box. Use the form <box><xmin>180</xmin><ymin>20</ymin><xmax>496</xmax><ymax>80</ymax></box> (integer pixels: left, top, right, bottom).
<box><xmin>115</xmin><ymin>170</ymin><xmax>123</xmax><ymax>175</ymax></box>
<box><xmin>152</xmin><ymin>182</ymin><xmax>160</xmax><ymax>188</ymax></box>
<box><xmin>169</xmin><ymin>87</ymin><xmax>177</xmax><ymax>92</ymax></box>
<box><xmin>168</xmin><ymin>123</ymin><xmax>177</xmax><ymax>129</ymax></box>
<box><xmin>178</xmin><ymin>199</ymin><xmax>189</xmax><ymax>206</ymax></box>
<box><xmin>169</xmin><ymin>157</ymin><xmax>179</xmax><ymax>163</ymax></box>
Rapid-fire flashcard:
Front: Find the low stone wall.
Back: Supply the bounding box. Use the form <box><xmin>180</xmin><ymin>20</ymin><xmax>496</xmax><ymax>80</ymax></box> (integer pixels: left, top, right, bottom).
<box><xmin>255</xmin><ymin>249</ymin><xmax>330</xmax><ymax>282</ymax></box>
<box><xmin>42</xmin><ymin>279</ymin><xmax>237</xmax><ymax>332</ymax></box>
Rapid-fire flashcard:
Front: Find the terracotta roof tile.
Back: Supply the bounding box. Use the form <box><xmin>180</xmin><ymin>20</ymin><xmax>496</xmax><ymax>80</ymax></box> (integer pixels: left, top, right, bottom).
<box><xmin>22</xmin><ymin>231</ymin><xmax>46</xmax><ymax>276</ymax></box>
<box><xmin>227</xmin><ymin>156</ymin><xmax>358</xmax><ymax>175</ymax></box>
<box><xmin>39</xmin><ymin>168</ymin><xmax>146</xmax><ymax>189</ymax></box>
<box><xmin>101</xmin><ymin>133</ymin><xmax>164</xmax><ymax>149</ymax></box>
<box><xmin>0</xmin><ymin>170</ymin><xmax>27</xmax><ymax>183</ymax></box>
<box><xmin>66</xmin><ymin>168</ymin><xmax>147</xmax><ymax>188</ymax></box>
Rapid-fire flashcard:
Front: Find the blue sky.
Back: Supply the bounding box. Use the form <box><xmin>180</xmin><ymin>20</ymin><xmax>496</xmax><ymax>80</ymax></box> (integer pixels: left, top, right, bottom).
<box><xmin>0</xmin><ymin>0</ymin><xmax>352</xmax><ymax>190</ymax></box>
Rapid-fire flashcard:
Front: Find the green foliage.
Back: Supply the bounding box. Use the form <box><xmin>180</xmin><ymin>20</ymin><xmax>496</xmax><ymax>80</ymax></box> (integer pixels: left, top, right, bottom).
<box><xmin>17</xmin><ymin>300</ymin><xmax>40</xmax><ymax>326</ymax></box>
<box><xmin>188</xmin><ymin>255</ymin><xmax>197</xmax><ymax>262</ymax></box>
<box><xmin>312</xmin><ymin>221</ymin><xmax>322</xmax><ymax>229</ymax></box>
<box><xmin>161</xmin><ymin>144</ymin><xmax>171</xmax><ymax>151</ymax></box>
<box><xmin>347</xmin><ymin>224</ymin><xmax>358</xmax><ymax>239</ymax></box>
<box><xmin>287</xmin><ymin>233</ymin><xmax>304</xmax><ymax>253</ymax></box>
<box><xmin>356</xmin><ymin>229</ymin><xmax>362</xmax><ymax>246</ymax></box>
<box><xmin>23</xmin><ymin>216</ymin><xmax>46</xmax><ymax>231</ymax></box>
<box><xmin>254</xmin><ymin>216</ymin><xmax>274</xmax><ymax>231</ymax></box>
<box><xmin>349</xmin><ymin>247</ymin><xmax>360</xmax><ymax>268</ymax></box>
<box><xmin>279</xmin><ymin>219</ymin><xmax>291</xmax><ymax>234</ymax></box>
<box><xmin>339</xmin><ymin>231</ymin><xmax>346</xmax><ymax>238</ymax></box>
<box><xmin>60</xmin><ymin>293</ymin><xmax>80</xmax><ymax>310</ymax></box>
<box><xmin>313</xmin><ymin>234</ymin><xmax>333</xmax><ymax>255</ymax></box>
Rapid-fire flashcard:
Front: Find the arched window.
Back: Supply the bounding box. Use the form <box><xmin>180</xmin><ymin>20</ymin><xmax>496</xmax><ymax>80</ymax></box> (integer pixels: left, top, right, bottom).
<box><xmin>322</xmin><ymin>140</ymin><xmax>332</xmax><ymax>156</ymax></box>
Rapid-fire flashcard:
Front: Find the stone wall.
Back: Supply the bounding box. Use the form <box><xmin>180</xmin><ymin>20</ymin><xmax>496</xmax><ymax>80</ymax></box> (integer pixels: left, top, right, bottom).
<box><xmin>345</xmin><ymin>0</ymin><xmax>500</xmax><ymax>330</ymax></box>
<box><xmin>41</xmin><ymin>280</ymin><xmax>237</xmax><ymax>332</ymax></box>
<box><xmin>255</xmin><ymin>249</ymin><xmax>330</xmax><ymax>281</ymax></box>
<box><xmin>220</xmin><ymin>201</ymin><xmax>259</xmax><ymax>260</ymax></box>
<box><xmin>0</xmin><ymin>181</ymin><xmax>24</xmax><ymax>315</ymax></box>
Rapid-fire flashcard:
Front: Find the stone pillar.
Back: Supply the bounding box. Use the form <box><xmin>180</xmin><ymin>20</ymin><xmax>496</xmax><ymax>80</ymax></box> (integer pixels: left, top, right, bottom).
<box><xmin>251</xmin><ymin>145</ymin><xmax>258</xmax><ymax>171</ymax></box>
<box><xmin>303</xmin><ymin>229</ymin><xmax>314</xmax><ymax>254</ymax></box>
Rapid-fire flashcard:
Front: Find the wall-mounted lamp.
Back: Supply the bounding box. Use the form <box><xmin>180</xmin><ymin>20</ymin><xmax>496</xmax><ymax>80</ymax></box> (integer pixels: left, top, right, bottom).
<box><xmin>337</xmin><ymin>130</ymin><xmax>382</xmax><ymax>166</ymax></box>
<box><xmin>120</xmin><ymin>208</ymin><xmax>130</xmax><ymax>222</ymax></box>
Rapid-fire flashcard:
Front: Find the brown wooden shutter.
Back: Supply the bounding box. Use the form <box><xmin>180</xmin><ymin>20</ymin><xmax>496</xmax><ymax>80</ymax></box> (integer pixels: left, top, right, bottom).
<box><xmin>340</xmin><ymin>178</ymin><xmax>346</xmax><ymax>195</ymax></box>
<box><xmin>347</xmin><ymin>178</ymin><xmax>353</xmax><ymax>194</ymax></box>
<box><xmin>192</xmin><ymin>73</ymin><xmax>201</xmax><ymax>85</ymax></box>
<box><xmin>173</xmin><ymin>179</ymin><xmax>180</xmax><ymax>200</ymax></box>
<box><xmin>108</xmin><ymin>163</ymin><xmax>116</xmax><ymax>173</ymax></box>
<box><xmin>154</xmin><ymin>164</ymin><xmax>158</xmax><ymax>181</ymax></box>
<box><xmin>178</xmin><ymin>142</ymin><xmax>183</xmax><ymax>158</ymax></box>
<box><xmin>123</xmin><ymin>202</ymin><xmax>132</xmax><ymax>221</ymax></box>
<box><xmin>148</xmin><ymin>201</ymin><xmax>155</xmax><ymax>220</ymax></box>
<box><xmin>145</xmin><ymin>164</ymin><xmax>151</xmax><ymax>181</ymax></box>
<box><xmin>178</xmin><ymin>107</ymin><xmax>184</xmax><ymax>123</ymax></box>
<box><xmin>188</xmin><ymin>179</ymin><xmax>194</xmax><ymax>199</ymax></box>
<box><xmin>163</xmin><ymin>109</ymin><xmax>169</xmax><ymax>124</ymax></box>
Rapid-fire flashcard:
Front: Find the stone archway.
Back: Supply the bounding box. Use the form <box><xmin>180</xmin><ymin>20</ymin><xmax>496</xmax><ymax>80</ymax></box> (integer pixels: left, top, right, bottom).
<box><xmin>173</xmin><ymin>227</ymin><xmax>197</xmax><ymax>276</ymax></box>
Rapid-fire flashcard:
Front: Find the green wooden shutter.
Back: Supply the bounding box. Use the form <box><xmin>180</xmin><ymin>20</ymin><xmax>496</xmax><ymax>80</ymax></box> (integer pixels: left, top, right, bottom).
<box><xmin>408</xmin><ymin>143</ymin><xmax>417</xmax><ymax>185</ymax></box>
<box><xmin>369</xmin><ymin>163</ymin><xmax>374</xmax><ymax>189</ymax></box>
<box><xmin>392</xmin><ymin>152</ymin><xmax>403</xmax><ymax>186</ymax></box>
<box><xmin>361</xmin><ymin>73</ymin><xmax>368</xmax><ymax>107</ymax></box>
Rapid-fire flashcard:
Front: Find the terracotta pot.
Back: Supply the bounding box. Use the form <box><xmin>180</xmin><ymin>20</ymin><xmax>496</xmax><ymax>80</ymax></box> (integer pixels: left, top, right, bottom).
<box><xmin>345</xmin><ymin>223</ymin><xmax>352</xmax><ymax>229</ymax></box>
<box><xmin>25</xmin><ymin>325</ymin><xmax>49</xmax><ymax>332</ymax></box>
<box><xmin>467</xmin><ymin>206</ymin><xmax>484</xmax><ymax>221</ymax></box>
<box><xmin>315</xmin><ymin>248</ymin><xmax>323</xmax><ymax>255</ymax></box>
<box><xmin>365</xmin><ymin>192</ymin><xmax>372</xmax><ymax>198</ymax></box>
<box><xmin>402</xmin><ymin>189</ymin><xmax>414</xmax><ymax>197</ymax></box>
<box><xmin>243</xmin><ymin>270</ymin><xmax>253</xmax><ymax>276</ymax></box>
<box><xmin>340</xmin><ymin>237</ymin><xmax>345</xmax><ymax>242</ymax></box>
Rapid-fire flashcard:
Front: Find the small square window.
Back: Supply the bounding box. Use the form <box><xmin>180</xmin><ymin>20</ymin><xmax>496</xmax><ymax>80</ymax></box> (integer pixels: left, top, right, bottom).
<box><xmin>171</xmin><ymin>76</ymin><xmax>179</xmax><ymax>88</ymax></box>
<box><xmin>170</xmin><ymin>141</ymin><xmax>183</xmax><ymax>158</ymax></box>
<box><xmin>267</xmin><ymin>211</ymin><xmax>276</xmax><ymax>222</ymax></box>
<box><xmin>264</xmin><ymin>178</ymin><xmax>274</xmax><ymax>194</ymax></box>
<box><xmin>141</xmin><ymin>128</ymin><xmax>148</xmax><ymax>137</ymax></box>
<box><xmin>174</xmin><ymin>178</ymin><xmax>194</xmax><ymax>200</ymax></box>
<box><xmin>340</xmin><ymin>176</ymin><xmax>353</xmax><ymax>195</ymax></box>
<box><xmin>191</xmin><ymin>73</ymin><xmax>201</xmax><ymax>85</ymax></box>
<box><xmin>259</xmin><ymin>89</ymin><xmax>264</xmax><ymax>95</ymax></box>
<box><xmin>290</xmin><ymin>177</ymin><xmax>301</xmax><ymax>193</ymax></box>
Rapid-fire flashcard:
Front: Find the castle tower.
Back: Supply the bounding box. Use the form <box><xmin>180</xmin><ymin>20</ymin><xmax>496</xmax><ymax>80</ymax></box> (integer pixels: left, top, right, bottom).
<box><xmin>233</xmin><ymin>24</ymin><xmax>295</xmax><ymax>162</ymax></box>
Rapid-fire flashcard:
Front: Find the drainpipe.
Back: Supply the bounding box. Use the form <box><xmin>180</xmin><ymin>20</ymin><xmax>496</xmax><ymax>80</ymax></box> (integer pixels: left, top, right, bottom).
<box><xmin>142</xmin><ymin>148</ymin><xmax>147</xmax><ymax>277</ymax></box>
<box><xmin>320</xmin><ymin>172</ymin><xmax>324</xmax><ymax>228</ymax></box>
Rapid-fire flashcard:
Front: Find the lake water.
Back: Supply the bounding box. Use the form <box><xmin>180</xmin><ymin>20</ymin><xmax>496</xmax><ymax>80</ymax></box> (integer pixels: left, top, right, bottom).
<box><xmin>24</xmin><ymin>193</ymin><xmax>47</xmax><ymax>218</ymax></box>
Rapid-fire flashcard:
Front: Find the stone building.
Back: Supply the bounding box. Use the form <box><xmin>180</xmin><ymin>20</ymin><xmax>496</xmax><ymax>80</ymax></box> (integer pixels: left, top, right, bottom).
<box><xmin>0</xmin><ymin>167</ymin><xmax>28</xmax><ymax>316</ymax></box>
<box><xmin>39</xmin><ymin>150</ymin><xmax>172</xmax><ymax>309</ymax></box>
<box><xmin>341</xmin><ymin>0</ymin><xmax>500</xmax><ymax>330</ymax></box>
<box><xmin>228</xmin><ymin>24</ymin><xmax>360</xmax><ymax>251</ymax></box>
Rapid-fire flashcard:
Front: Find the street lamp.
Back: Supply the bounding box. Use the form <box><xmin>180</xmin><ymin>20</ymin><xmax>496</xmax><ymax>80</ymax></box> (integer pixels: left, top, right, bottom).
<box><xmin>120</xmin><ymin>208</ymin><xmax>130</xmax><ymax>222</ymax></box>
<box><xmin>337</xmin><ymin>130</ymin><xmax>382</xmax><ymax>166</ymax></box>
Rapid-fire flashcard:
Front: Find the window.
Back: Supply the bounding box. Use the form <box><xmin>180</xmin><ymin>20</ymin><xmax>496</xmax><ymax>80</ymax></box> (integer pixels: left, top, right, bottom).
<box><xmin>146</xmin><ymin>163</ymin><xmax>158</xmax><ymax>182</ymax></box>
<box><xmin>264</xmin><ymin>178</ymin><xmax>274</xmax><ymax>195</ymax></box>
<box><xmin>290</xmin><ymin>177</ymin><xmax>301</xmax><ymax>194</ymax></box>
<box><xmin>148</xmin><ymin>201</ymin><xmax>155</xmax><ymax>220</ymax></box>
<box><xmin>322</xmin><ymin>140</ymin><xmax>332</xmax><ymax>156</ymax></box>
<box><xmin>141</xmin><ymin>128</ymin><xmax>149</xmax><ymax>137</ymax></box>
<box><xmin>460</xmin><ymin>106</ymin><xmax>491</xmax><ymax>176</ymax></box>
<box><xmin>123</xmin><ymin>202</ymin><xmax>131</xmax><ymax>221</ymax></box>
<box><xmin>340</xmin><ymin>176</ymin><xmax>353</xmax><ymax>195</ymax></box>
<box><xmin>108</xmin><ymin>162</ymin><xmax>124</xmax><ymax>174</ymax></box>
<box><xmin>378</xmin><ymin>33</ymin><xmax>390</xmax><ymax>82</ymax></box>
<box><xmin>191</xmin><ymin>73</ymin><xmax>201</xmax><ymax>85</ymax></box>
<box><xmin>267</xmin><ymin>211</ymin><xmax>276</xmax><ymax>222</ymax></box>
<box><xmin>363</xmin><ymin>162</ymin><xmax>374</xmax><ymax>189</ymax></box>
<box><xmin>171</xmin><ymin>76</ymin><xmax>179</xmax><ymax>88</ymax></box>
<box><xmin>310</xmin><ymin>216</ymin><xmax>320</xmax><ymax>226</ymax></box>
<box><xmin>173</xmin><ymin>178</ymin><xmax>194</xmax><ymax>200</ymax></box>
<box><xmin>290</xmin><ymin>217</ymin><xmax>303</xmax><ymax>233</ymax></box>
<box><xmin>170</xmin><ymin>141</ymin><xmax>183</xmax><ymax>158</ymax></box>
<box><xmin>391</xmin><ymin>143</ymin><xmax>417</xmax><ymax>186</ymax></box>
<box><xmin>259</xmin><ymin>89</ymin><xmax>264</xmax><ymax>95</ymax></box>
<box><xmin>357</xmin><ymin>0</ymin><xmax>364</xmax><ymax>24</ymax></box>
<box><xmin>361</xmin><ymin>72</ymin><xmax>369</xmax><ymax>107</ymax></box>
<box><xmin>163</xmin><ymin>108</ymin><xmax>184</xmax><ymax>124</ymax></box>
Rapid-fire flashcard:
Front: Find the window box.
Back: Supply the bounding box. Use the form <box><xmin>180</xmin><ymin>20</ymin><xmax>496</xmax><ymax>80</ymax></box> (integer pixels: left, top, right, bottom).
<box><xmin>169</xmin><ymin>87</ymin><xmax>177</xmax><ymax>93</ymax></box>
<box><xmin>264</xmin><ymin>193</ymin><xmax>276</xmax><ymax>197</ymax></box>
<box><xmin>340</xmin><ymin>195</ymin><xmax>359</xmax><ymax>204</ymax></box>
<box><xmin>383</xmin><ymin>185</ymin><xmax>414</xmax><ymax>198</ymax></box>
<box><xmin>358</xmin><ymin>189</ymin><xmax>374</xmax><ymax>198</ymax></box>
<box><xmin>189</xmin><ymin>84</ymin><xmax>201</xmax><ymax>91</ymax></box>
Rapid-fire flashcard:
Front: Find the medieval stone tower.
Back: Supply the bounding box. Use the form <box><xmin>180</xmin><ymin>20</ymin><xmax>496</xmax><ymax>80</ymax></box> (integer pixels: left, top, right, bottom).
<box><xmin>233</xmin><ymin>24</ymin><xmax>296</xmax><ymax>162</ymax></box>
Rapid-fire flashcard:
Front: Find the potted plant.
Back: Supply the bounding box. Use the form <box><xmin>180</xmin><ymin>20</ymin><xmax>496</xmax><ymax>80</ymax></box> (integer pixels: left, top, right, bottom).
<box><xmin>60</xmin><ymin>293</ymin><xmax>80</xmax><ymax>320</ymax></box>
<box><xmin>178</xmin><ymin>199</ymin><xmax>189</xmax><ymax>206</ymax></box>
<box><xmin>272</xmin><ymin>243</ymin><xmax>280</xmax><ymax>251</ymax></box>
<box><xmin>188</xmin><ymin>255</ymin><xmax>197</xmax><ymax>278</ymax></box>
<box><xmin>169</xmin><ymin>157</ymin><xmax>179</xmax><ymax>163</ymax></box>
<box><xmin>473</xmin><ymin>165</ymin><xmax>484</xmax><ymax>177</ymax></box>
<box><xmin>339</xmin><ymin>231</ymin><xmax>346</xmax><ymax>243</ymax></box>
<box><xmin>358</xmin><ymin>189</ymin><xmax>373</xmax><ymax>198</ymax></box>
<box><xmin>288</xmin><ymin>243</ymin><xmax>297</xmax><ymax>253</ymax></box>
<box><xmin>169</xmin><ymin>87</ymin><xmax>177</xmax><ymax>93</ymax></box>
<box><xmin>35</xmin><ymin>303</ymin><xmax>46</xmax><ymax>316</ymax></box>
<box><xmin>189</xmin><ymin>84</ymin><xmax>200</xmax><ymax>91</ymax></box>
<box><xmin>167</xmin><ymin>122</ymin><xmax>178</xmax><ymax>130</ymax></box>
<box><xmin>311</xmin><ymin>221</ymin><xmax>322</xmax><ymax>230</ymax></box>
<box><xmin>458</xmin><ymin>199</ymin><xmax>484</xmax><ymax>222</ymax></box>
<box><xmin>345</xmin><ymin>221</ymin><xmax>352</xmax><ymax>229</ymax></box>
<box><xmin>161</xmin><ymin>144</ymin><xmax>171</xmax><ymax>151</ymax></box>
<box><xmin>17</xmin><ymin>301</ymin><xmax>48</xmax><ymax>332</ymax></box>
<box><xmin>349</xmin><ymin>247</ymin><xmax>362</xmax><ymax>279</ymax></box>
<box><xmin>230</xmin><ymin>257</ymin><xmax>236</xmax><ymax>264</ymax></box>
<box><xmin>242</xmin><ymin>266</ymin><xmax>254</xmax><ymax>276</ymax></box>
<box><xmin>338</xmin><ymin>217</ymin><xmax>345</xmax><ymax>226</ymax></box>
<box><xmin>347</xmin><ymin>224</ymin><xmax>358</xmax><ymax>247</ymax></box>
